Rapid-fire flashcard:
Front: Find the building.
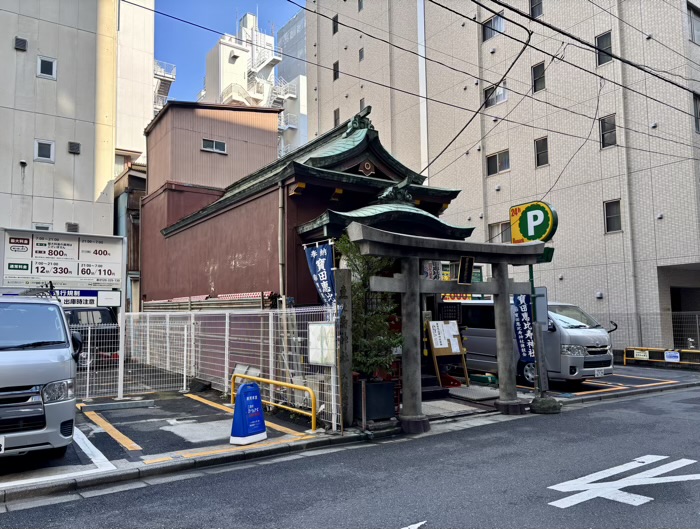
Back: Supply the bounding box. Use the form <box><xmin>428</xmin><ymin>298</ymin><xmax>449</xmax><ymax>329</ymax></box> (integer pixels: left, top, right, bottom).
<box><xmin>0</xmin><ymin>1</ymin><xmax>119</xmax><ymax>234</ymax></box>
<box><xmin>140</xmin><ymin>105</ymin><xmax>462</xmax><ymax>305</ymax></box>
<box><xmin>308</xmin><ymin>0</ymin><xmax>700</xmax><ymax>347</ymax></box>
<box><xmin>0</xmin><ymin>0</ymin><xmax>172</xmax><ymax>236</ymax></box>
<box><xmin>198</xmin><ymin>13</ymin><xmax>307</xmax><ymax>157</ymax></box>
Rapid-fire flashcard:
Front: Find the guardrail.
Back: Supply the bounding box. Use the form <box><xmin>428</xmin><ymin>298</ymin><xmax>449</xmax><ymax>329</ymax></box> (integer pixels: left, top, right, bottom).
<box><xmin>623</xmin><ymin>347</ymin><xmax>700</xmax><ymax>367</ymax></box>
<box><xmin>231</xmin><ymin>373</ymin><xmax>317</xmax><ymax>432</ymax></box>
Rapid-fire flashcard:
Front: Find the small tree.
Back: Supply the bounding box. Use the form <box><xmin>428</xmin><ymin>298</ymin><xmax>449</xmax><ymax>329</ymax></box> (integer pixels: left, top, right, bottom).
<box><xmin>335</xmin><ymin>234</ymin><xmax>402</xmax><ymax>379</ymax></box>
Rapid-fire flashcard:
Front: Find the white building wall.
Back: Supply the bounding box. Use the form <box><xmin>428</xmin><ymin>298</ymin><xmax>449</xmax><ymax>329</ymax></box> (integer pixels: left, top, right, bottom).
<box><xmin>0</xmin><ymin>0</ymin><xmax>117</xmax><ymax>235</ymax></box>
<box><xmin>311</xmin><ymin>0</ymin><xmax>700</xmax><ymax>346</ymax></box>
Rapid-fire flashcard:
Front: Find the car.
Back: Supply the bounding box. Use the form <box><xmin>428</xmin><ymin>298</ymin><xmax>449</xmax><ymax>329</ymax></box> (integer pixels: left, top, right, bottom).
<box><xmin>63</xmin><ymin>307</ymin><xmax>121</xmax><ymax>369</ymax></box>
<box><xmin>0</xmin><ymin>296</ymin><xmax>82</xmax><ymax>457</ymax></box>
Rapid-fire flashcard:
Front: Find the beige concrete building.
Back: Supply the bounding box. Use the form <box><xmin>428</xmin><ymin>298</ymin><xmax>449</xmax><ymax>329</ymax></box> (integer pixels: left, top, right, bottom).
<box><xmin>309</xmin><ymin>0</ymin><xmax>700</xmax><ymax>347</ymax></box>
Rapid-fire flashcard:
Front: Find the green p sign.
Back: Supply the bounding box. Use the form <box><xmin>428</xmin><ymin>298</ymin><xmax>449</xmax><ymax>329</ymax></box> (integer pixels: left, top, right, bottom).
<box><xmin>509</xmin><ymin>201</ymin><xmax>558</xmax><ymax>243</ymax></box>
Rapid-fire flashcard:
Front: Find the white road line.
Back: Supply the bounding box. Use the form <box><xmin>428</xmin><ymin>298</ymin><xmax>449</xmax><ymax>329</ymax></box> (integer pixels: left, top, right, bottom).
<box><xmin>0</xmin><ymin>429</ymin><xmax>116</xmax><ymax>490</ymax></box>
<box><xmin>401</xmin><ymin>521</ymin><xmax>427</xmax><ymax>529</ymax></box>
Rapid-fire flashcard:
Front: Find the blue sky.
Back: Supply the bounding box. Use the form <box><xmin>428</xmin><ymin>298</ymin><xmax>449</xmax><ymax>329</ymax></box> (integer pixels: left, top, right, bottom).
<box><xmin>154</xmin><ymin>0</ymin><xmax>300</xmax><ymax>101</ymax></box>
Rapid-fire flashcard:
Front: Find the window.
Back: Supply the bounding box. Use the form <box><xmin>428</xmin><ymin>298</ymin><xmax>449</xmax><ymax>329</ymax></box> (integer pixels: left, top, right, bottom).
<box><xmin>530</xmin><ymin>0</ymin><xmax>543</xmax><ymax>18</ymax></box>
<box><xmin>332</xmin><ymin>15</ymin><xmax>339</xmax><ymax>34</ymax></box>
<box><xmin>486</xmin><ymin>149</ymin><xmax>510</xmax><ymax>175</ymax></box>
<box><xmin>532</xmin><ymin>62</ymin><xmax>545</xmax><ymax>92</ymax></box>
<box><xmin>488</xmin><ymin>221</ymin><xmax>512</xmax><ymax>243</ymax></box>
<box><xmin>333</xmin><ymin>60</ymin><xmax>339</xmax><ymax>80</ymax></box>
<box><xmin>360</xmin><ymin>98</ymin><xmax>365</xmax><ymax>111</ymax></box>
<box><xmin>334</xmin><ymin>108</ymin><xmax>340</xmax><ymax>127</ymax></box>
<box><xmin>202</xmin><ymin>139</ymin><xmax>226</xmax><ymax>154</ymax></box>
<box><xmin>604</xmin><ymin>200</ymin><xmax>622</xmax><ymax>233</ymax></box>
<box><xmin>694</xmin><ymin>94</ymin><xmax>700</xmax><ymax>132</ymax></box>
<box><xmin>36</xmin><ymin>56</ymin><xmax>56</xmax><ymax>80</ymax></box>
<box><xmin>34</xmin><ymin>139</ymin><xmax>55</xmax><ymax>163</ymax></box>
<box><xmin>463</xmin><ymin>305</ymin><xmax>496</xmax><ymax>329</ymax></box>
<box><xmin>358</xmin><ymin>0</ymin><xmax>363</xmax><ymax>11</ymax></box>
<box><xmin>535</xmin><ymin>137</ymin><xmax>549</xmax><ymax>167</ymax></box>
<box><xmin>690</xmin><ymin>4</ymin><xmax>700</xmax><ymax>44</ymax></box>
<box><xmin>596</xmin><ymin>31</ymin><xmax>613</xmax><ymax>66</ymax></box>
<box><xmin>599</xmin><ymin>114</ymin><xmax>616</xmax><ymax>148</ymax></box>
<box><xmin>359</xmin><ymin>47</ymin><xmax>364</xmax><ymax>61</ymax></box>
<box><xmin>482</xmin><ymin>12</ymin><xmax>505</xmax><ymax>41</ymax></box>
<box><xmin>484</xmin><ymin>82</ymin><xmax>507</xmax><ymax>107</ymax></box>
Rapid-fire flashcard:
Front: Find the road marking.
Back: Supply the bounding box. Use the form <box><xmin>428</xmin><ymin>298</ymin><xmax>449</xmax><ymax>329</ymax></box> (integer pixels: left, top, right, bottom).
<box><xmin>549</xmin><ymin>455</ymin><xmax>700</xmax><ymax>508</ymax></box>
<box><xmin>177</xmin><ymin>435</ymin><xmax>315</xmax><ymax>459</ymax></box>
<box><xmin>0</xmin><ymin>429</ymin><xmax>115</xmax><ymax>490</ymax></box>
<box><xmin>401</xmin><ymin>522</ymin><xmax>427</xmax><ymax>529</ymax></box>
<box><xmin>83</xmin><ymin>411</ymin><xmax>142</xmax><ymax>451</ymax></box>
<box><xmin>184</xmin><ymin>393</ymin><xmax>306</xmax><ymax>437</ymax></box>
<box><xmin>143</xmin><ymin>456</ymin><xmax>173</xmax><ymax>465</ymax></box>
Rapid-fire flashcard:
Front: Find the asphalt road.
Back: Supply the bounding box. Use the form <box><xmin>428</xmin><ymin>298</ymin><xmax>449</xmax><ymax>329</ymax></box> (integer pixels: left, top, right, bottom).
<box><xmin>4</xmin><ymin>388</ymin><xmax>700</xmax><ymax>528</ymax></box>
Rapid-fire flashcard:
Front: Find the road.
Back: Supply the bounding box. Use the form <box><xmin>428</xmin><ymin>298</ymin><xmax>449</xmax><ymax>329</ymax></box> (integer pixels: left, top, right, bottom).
<box><xmin>4</xmin><ymin>387</ymin><xmax>700</xmax><ymax>528</ymax></box>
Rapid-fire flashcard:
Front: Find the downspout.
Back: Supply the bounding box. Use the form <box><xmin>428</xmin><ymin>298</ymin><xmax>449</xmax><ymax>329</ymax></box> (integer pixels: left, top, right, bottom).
<box><xmin>278</xmin><ymin>182</ymin><xmax>286</xmax><ymax>299</ymax></box>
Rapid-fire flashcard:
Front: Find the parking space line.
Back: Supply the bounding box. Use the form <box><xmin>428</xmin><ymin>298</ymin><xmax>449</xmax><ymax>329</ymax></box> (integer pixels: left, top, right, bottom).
<box><xmin>624</xmin><ymin>381</ymin><xmax>679</xmax><ymax>388</ymax></box>
<box><xmin>184</xmin><ymin>393</ymin><xmax>306</xmax><ymax>437</ymax></box>
<box><xmin>178</xmin><ymin>435</ymin><xmax>316</xmax><ymax>459</ymax></box>
<box><xmin>613</xmin><ymin>374</ymin><xmax>675</xmax><ymax>382</ymax></box>
<box><xmin>83</xmin><ymin>411</ymin><xmax>142</xmax><ymax>451</ymax></box>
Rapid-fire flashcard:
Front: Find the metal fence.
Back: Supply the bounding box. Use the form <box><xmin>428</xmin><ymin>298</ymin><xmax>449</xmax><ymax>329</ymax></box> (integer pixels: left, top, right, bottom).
<box><xmin>589</xmin><ymin>312</ymin><xmax>700</xmax><ymax>351</ymax></box>
<box><xmin>73</xmin><ymin>306</ymin><xmax>342</xmax><ymax>431</ymax></box>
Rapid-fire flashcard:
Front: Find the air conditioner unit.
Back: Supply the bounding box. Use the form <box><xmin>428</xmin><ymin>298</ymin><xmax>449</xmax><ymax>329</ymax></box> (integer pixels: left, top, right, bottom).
<box><xmin>14</xmin><ymin>37</ymin><xmax>28</xmax><ymax>51</ymax></box>
<box><xmin>68</xmin><ymin>142</ymin><xmax>81</xmax><ymax>155</ymax></box>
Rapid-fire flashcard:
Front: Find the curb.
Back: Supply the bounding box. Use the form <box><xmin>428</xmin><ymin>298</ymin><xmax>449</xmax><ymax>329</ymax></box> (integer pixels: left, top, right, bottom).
<box><xmin>0</xmin><ymin>429</ymin><xmax>395</xmax><ymax>505</ymax></box>
<box><xmin>558</xmin><ymin>380</ymin><xmax>700</xmax><ymax>406</ymax></box>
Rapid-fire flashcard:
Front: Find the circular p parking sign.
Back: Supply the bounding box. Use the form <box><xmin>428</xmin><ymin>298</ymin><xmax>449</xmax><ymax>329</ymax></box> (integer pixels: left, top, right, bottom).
<box><xmin>509</xmin><ymin>201</ymin><xmax>558</xmax><ymax>243</ymax></box>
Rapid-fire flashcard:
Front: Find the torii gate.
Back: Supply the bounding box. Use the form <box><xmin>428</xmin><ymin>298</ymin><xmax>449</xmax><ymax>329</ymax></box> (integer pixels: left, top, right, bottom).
<box><xmin>346</xmin><ymin>222</ymin><xmax>545</xmax><ymax>433</ymax></box>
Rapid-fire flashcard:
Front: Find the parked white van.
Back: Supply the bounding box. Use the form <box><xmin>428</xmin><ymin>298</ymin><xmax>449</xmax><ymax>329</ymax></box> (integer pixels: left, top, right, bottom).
<box><xmin>445</xmin><ymin>300</ymin><xmax>614</xmax><ymax>386</ymax></box>
<box><xmin>0</xmin><ymin>297</ymin><xmax>82</xmax><ymax>457</ymax></box>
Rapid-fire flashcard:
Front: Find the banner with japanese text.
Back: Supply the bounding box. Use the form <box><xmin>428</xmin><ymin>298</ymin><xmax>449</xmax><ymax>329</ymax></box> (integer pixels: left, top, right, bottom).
<box><xmin>305</xmin><ymin>243</ymin><xmax>336</xmax><ymax>306</ymax></box>
<box><xmin>513</xmin><ymin>294</ymin><xmax>535</xmax><ymax>363</ymax></box>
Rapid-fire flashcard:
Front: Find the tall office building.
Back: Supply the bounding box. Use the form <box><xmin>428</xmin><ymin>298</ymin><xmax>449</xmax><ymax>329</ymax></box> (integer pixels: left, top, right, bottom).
<box><xmin>309</xmin><ymin>0</ymin><xmax>700</xmax><ymax>347</ymax></box>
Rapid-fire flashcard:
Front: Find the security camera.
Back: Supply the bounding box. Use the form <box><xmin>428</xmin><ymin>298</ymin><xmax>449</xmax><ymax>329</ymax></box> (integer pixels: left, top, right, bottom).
<box><xmin>19</xmin><ymin>160</ymin><xmax>27</xmax><ymax>167</ymax></box>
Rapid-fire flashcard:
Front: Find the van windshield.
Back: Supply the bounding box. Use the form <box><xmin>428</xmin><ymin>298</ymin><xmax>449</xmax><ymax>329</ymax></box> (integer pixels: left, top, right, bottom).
<box><xmin>548</xmin><ymin>305</ymin><xmax>601</xmax><ymax>329</ymax></box>
<box><xmin>0</xmin><ymin>303</ymin><xmax>68</xmax><ymax>350</ymax></box>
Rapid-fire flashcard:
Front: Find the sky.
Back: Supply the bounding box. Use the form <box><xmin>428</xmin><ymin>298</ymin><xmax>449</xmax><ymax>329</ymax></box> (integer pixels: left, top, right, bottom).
<box><xmin>154</xmin><ymin>0</ymin><xmax>301</xmax><ymax>102</ymax></box>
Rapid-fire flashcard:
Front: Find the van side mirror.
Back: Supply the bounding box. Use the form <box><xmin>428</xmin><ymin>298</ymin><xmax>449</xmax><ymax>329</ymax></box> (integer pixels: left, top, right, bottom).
<box><xmin>71</xmin><ymin>331</ymin><xmax>83</xmax><ymax>361</ymax></box>
<box><xmin>547</xmin><ymin>319</ymin><xmax>556</xmax><ymax>332</ymax></box>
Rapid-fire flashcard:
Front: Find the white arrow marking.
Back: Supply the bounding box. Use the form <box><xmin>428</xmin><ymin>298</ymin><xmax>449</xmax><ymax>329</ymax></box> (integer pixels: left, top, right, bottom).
<box><xmin>549</xmin><ymin>455</ymin><xmax>700</xmax><ymax>508</ymax></box>
<box><xmin>401</xmin><ymin>522</ymin><xmax>427</xmax><ymax>529</ymax></box>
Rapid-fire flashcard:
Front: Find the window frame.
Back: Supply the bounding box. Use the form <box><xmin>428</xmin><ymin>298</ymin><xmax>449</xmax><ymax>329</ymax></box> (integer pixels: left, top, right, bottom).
<box><xmin>604</xmin><ymin>199</ymin><xmax>622</xmax><ymax>233</ymax></box>
<box><xmin>694</xmin><ymin>94</ymin><xmax>700</xmax><ymax>133</ymax></box>
<box><xmin>488</xmin><ymin>221</ymin><xmax>512</xmax><ymax>243</ymax></box>
<box><xmin>34</xmin><ymin>139</ymin><xmax>55</xmax><ymax>163</ymax></box>
<box><xmin>534</xmin><ymin>136</ymin><xmax>549</xmax><ymax>168</ymax></box>
<box><xmin>690</xmin><ymin>4</ymin><xmax>700</xmax><ymax>45</ymax></box>
<box><xmin>530</xmin><ymin>0</ymin><xmax>543</xmax><ymax>18</ymax></box>
<box><xmin>532</xmin><ymin>61</ymin><xmax>546</xmax><ymax>93</ymax></box>
<box><xmin>334</xmin><ymin>108</ymin><xmax>340</xmax><ymax>127</ymax></box>
<box><xmin>36</xmin><ymin>56</ymin><xmax>57</xmax><ymax>80</ymax></box>
<box><xmin>359</xmin><ymin>47</ymin><xmax>364</xmax><ymax>61</ymax></box>
<box><xmin>595</xmin><ymin>30</ymin><xmax>613</xmax><ymax>66</ymax></box>
<box><xmin>482</xmin><ymin>12</ymin><xmax>505</xmax><ymax>42</ymax></box>
<box><xmin>358</xmin><ymin>0</ymin><xmax>363</xmax><ymax>11</ymax></box>
<box><xmin>484</xmin><ymin>81</ymin><xmax>507</xmax><ymax>108</ymax></box>
<box><xmin>486</xmin><ymin>149</ymin><xmax>510</xmax><ymax>176</ymax></box>
<box><xmin>201</xmin><ymin>138</ymin><xmax>227</xmax><ymax>154</ymax></box>
<box><xmin>332</xmin><ymin>15</ymin><xmax>339</xmax><ymax>35</ymax></box>
<box><xmin>599</xmin><ymin>114</ymin><xmax>617</xmax><ymax>149</ymax></box>
<box><xmin>333</xmin><ymin>60</ymin><xmax>340</xmax><ymax>81</ymax></box>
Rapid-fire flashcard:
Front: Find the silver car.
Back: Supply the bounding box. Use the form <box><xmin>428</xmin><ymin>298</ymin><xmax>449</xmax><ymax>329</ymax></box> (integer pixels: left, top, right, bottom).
<box><xmin>0</xmin><ymin>297</ymin><xmax>81</xmax><ymax>457</ymax></box>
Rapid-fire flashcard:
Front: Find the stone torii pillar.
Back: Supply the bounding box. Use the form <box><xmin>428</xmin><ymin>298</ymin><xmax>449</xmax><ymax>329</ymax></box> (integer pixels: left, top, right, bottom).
<box><xmin>346</xmin><ymin>222</ymin><xmax>544</xmax><ymax>433</ymax></box>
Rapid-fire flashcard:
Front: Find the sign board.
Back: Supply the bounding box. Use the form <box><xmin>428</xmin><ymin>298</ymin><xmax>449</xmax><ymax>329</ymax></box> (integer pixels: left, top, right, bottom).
<box><xmin>1</xmin><ymin>229</ymin><xmax>124</xmax><ymax>290</ymax></box>
<box><xmin>304</xmin><ymin>243</ymin><xmax>335</xmax><ymax>305</ymax></box>
<box><xmin>509</xmin><ymin>201</ymin><xmax>558</xmax><ymax>243</ymax></box>
<box><xmin>634</xmin><ymin>350</ymin><xmax>650</xmax><ymax>360</ymax></box>
<box><xmin>308</xmin><ymin>322</ymin><xmax>336</xmax><ymax>366</ymax></box>
<box><xmin>427</xmin><ymin>321</ymin><xmax>462</xmax><ymax>356</ymax></box>
<box><xmin>513</xmin><ymin>294</ymin><xmax>535</xmax><ymax>362</ymax></box>
<box><xmin>457</xmin><ymin>256</ymin><xmax>474</xmax><ymax>285</ymax></box>
<box><xmin>664</xmin><ymin>351</ymin><xmax>681</xmax><ymax>363</ymax></box>
<box><xmin>230</xmin><ymin>382</ymin><xmax>267</xmax><ymax>445</ymax></box>
<box><xmin>534</xmin><ymin>286</ymin><xmax>548</xmax><ymax>325</ymax></box>
<box><xmin>98</xmin><ymin>290</ymin><xmax>122</xmax><ymax>308</ymax></box>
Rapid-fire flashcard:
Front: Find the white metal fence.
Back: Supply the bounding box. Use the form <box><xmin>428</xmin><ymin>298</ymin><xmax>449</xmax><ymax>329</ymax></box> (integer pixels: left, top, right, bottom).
<box><xmin>590</xmin><ymin>312</ymin><xmax>700</xmax><ymax>351</ymax></box>
<box><xmin>74</xmin><ymin>306</ymin><xmax>342</xmax><ymax>431</ymax></box>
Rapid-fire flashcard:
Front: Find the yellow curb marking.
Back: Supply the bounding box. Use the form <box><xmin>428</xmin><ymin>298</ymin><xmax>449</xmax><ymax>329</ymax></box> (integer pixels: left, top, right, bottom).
<box><xmin>572</xmin><ymin>386</ymin><xmax>627</xmax><ymax>396</ymax></box>
<box><xmin>83</xmin><ymin>410</ymin><xmax>142</xmax><ymax>451</ymax></box>
<box><xmin>143</xmin><ymin>456</ymin><xmax>173</xmax><ymax>465</ymax></box>
<box><xmin>184</xmin><ymin>393</ymin><xmax>306</xmax><ymax>437</ymax></box>
<box><xmin>178</xmin><ymin>435</ymin><xmax>316</xmax><ymax>459</ymax></box>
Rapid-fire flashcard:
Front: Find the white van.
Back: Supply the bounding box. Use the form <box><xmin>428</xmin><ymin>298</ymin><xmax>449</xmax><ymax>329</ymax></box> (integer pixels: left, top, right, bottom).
<box><xmin>0</xmin><ymin>297</ymin><xmax>82</xmax><ymax>457</ymax></box>
<box><xmin>441</xmin><ymin>300</ymin><xmax>614</xmax><ymax>385</ymax></box>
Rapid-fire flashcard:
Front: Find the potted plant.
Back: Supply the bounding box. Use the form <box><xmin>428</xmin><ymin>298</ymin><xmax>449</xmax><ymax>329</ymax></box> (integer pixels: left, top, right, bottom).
<box><xmin>335</xmin><ymin>235</ymin><xmax>402</xmax><ymax>421</ymax></box>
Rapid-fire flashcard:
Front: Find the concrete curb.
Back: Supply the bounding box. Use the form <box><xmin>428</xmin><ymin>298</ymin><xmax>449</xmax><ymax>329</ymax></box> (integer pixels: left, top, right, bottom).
<box><xmin>0</xmin><ymin>430</ymin><xmax>391</xmax><ymax>505</ymax></box>
<box><xmin>558</xmin><ymin>380</ymin><xmax>700</xmax><ymax>406</ymax></box>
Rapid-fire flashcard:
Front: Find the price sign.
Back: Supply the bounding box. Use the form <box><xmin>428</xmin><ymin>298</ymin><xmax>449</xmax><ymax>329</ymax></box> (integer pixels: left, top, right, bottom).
<box><xmin>79</xmin><ymin>238</ymin><xmax>121</xmax><ymax>263</ymax></box>
<box><xmin>32</xmin><ymin>235</ymin><xmax>79</xmax><ymax>260</ymax></box>
<box><xmin>32</xmin><ymin>261</ymin><xmax>78</xmax><ymax>277</ymax></box>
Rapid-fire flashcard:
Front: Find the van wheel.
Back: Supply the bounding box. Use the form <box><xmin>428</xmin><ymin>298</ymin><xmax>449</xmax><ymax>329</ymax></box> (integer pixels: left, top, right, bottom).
<box><xmin>517</xmin><ymin>361</ymin><xmax>537</xmax><ymax>386</ymax></box>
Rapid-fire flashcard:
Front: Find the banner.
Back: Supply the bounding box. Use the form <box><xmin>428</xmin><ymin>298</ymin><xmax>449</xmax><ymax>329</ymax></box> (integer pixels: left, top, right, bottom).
<box><xmin>305</xmin><ymin>242</ymin><xmax>336</xmax><ymax>305</ymax></box>
<box><xmin>513</xmin><ymin>294</ymin><xmax>535</xmax><ymax>363</ymax></box>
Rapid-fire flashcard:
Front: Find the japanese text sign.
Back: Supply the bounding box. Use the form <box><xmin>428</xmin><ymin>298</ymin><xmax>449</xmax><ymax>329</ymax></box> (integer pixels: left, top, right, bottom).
<box><xmin>305</xmin><ymin>243</ymin><xmax>336</xmax><ymax>306</ymax></box>
<box><xmin>513</xmin><ymin>294</ymin><xmax>535</xmax><ymax>363</ymax></box>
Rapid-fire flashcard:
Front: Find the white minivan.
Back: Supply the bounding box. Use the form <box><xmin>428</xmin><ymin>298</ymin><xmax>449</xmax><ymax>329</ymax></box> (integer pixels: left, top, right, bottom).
<box><xmin>0</xmin><ymin>297</ymin><xmax>82</xmax><ymax>457</ymax></box>
<box><xmin>447</xmin><ymin>300</ymin><xmax>614</xmax><ymax>386</ymax></box>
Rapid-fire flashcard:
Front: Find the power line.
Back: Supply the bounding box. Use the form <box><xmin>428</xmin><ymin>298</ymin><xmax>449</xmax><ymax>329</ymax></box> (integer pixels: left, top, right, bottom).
<box><xmin>427</xmin><ymin>0</ymin><xmax>697</xmax><ymax>121</ymax></box>
<box><xmin>123</xmin><ymin>1</ymin><xmax>699</xmax><ymax>164</ymax></box>
<box><xmin>488</xmin><ymin>0</ymin><xmax>697</xmax><ymax>96</ymax></box>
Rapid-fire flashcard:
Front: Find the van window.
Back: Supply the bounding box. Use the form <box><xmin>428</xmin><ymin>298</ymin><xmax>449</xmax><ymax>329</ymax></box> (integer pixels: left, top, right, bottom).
<box><xmin>549</xmin><ymin>305</ymin><xmax>601</xmax><ymax>329</ymax></box>
<box><xmin>462</xmin><ymin>305</ymin><xmax>496</xmax><ymax>329</ymax></box>
<box><xmin>0</xmin><ymin>303</ymin><xmax>67</xmax><ymax>348</ymax></box>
